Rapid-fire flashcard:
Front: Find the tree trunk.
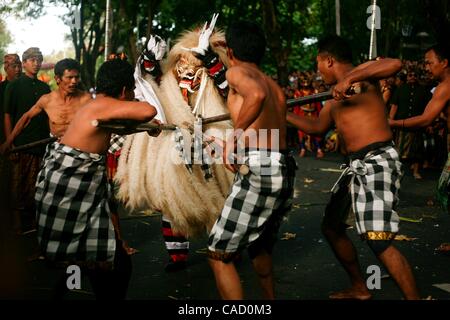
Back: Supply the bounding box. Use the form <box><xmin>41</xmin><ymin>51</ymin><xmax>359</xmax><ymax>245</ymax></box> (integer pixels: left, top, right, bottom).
<box><xmin>260</xmin><ymin>0</ymin><xmax>292</xmax><ymax>86</ymax></box>
<box><xmin>146</xmin><ymin>1</ymin><xmax>154</xmax><ymax>39</ymax></box>
<box><xmin>422</xmin><ymin>0</ymin><xmax>450</xmax><ymax>44</ymax></box>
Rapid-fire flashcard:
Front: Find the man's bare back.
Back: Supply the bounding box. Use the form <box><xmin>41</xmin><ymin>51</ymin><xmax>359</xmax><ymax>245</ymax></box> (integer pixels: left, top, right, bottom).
<box><xmin>40</xmin><ymin>89</ymin><xmax>91</xmax><ymax>137</ymax></box>
<box><xmin>226</xmin><ymin>64</ymin><xmax>287</xmax><ymax>151</ymax></box>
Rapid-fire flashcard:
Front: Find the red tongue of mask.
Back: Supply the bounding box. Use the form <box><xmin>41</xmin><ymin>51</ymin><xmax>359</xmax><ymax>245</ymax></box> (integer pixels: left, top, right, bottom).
<box><xmin>143</xmin><ymin>60</ymin><xmax>155</xmax><ymax>70</ymax></box>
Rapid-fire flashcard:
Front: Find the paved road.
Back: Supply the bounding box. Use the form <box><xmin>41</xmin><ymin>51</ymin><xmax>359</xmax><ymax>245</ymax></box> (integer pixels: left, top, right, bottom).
<box><xmin>1</xmin><ymin>152</ymin><xmax>449</xmax><ymax>300</ymax></box>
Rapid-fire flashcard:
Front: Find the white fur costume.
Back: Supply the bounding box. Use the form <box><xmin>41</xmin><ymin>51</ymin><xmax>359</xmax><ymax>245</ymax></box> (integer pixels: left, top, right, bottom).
<box><xmin>115</xmin><ymin>30</ymin><xmax>233</xmax><ymax>237</ymax></box>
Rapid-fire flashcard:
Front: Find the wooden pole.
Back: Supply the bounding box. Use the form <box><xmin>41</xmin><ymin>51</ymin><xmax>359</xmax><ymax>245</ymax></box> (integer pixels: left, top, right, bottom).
<box><xmin>105</xmin><ymin>0</ymin><xmax>112</xmax><ymax>60</ymax></box>
<box><xmin>369</xmin><ymin>0</ymin><xmax>378</xmax><ymax>59</ymax></box>
<box><xmin>335</xmin><ymin>0</ymin><xmax>341</xmax><ymax>36</ymax></box>
<box><xmin>91</xmin><ymin>87</ymin><xmax>362</xmax><ymax>133</ymax></box>
<box><xmin>9</xmin><ymin>137</ymin><xmax>58</xmax><ymax>153</ymax></box>
<box><xmin>91</xmin><ymin>119</ymin><xmax>177</xmax><ymax>131</ymax></box>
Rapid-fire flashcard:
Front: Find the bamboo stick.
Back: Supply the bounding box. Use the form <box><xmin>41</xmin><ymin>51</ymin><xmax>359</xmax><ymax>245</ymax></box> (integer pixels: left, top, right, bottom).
<box><xmin>10</xmin><ymin>136</ymin><xmax>58</xmax><ymax>153</ymax></box>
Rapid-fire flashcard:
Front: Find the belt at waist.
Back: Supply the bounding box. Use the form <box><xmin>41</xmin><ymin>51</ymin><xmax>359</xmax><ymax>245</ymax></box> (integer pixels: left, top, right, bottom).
<box><xmin>347</xmin><ymin>140</ymin><xmax>394</xmax><ymax>161</ymax></box>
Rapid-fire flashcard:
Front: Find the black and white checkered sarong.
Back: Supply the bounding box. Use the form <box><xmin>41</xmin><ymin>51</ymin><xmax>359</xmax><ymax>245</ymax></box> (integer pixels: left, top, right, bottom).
<box><xmin>330</xmin><ymin>142</ymin><xmax>402</xmax><ymax>236</ymax></box>
<box><xmin>108</xmin><ymin>134</ymin><xmax>126</xmax><ymax>155</ymax></box>
<box><xmin>174</xmin><ymin>127</ymin><xmax>213</xmax><ymax>180</ymax></box>
<box><xmin>207</xmin><ymin>150</ymin><xmax>296</xmax><ymax>261</ymax></box>
<box><xmin>35</xmin><ymin>142</ymin><xmax>116</xmax><ymax>265</ymax></box>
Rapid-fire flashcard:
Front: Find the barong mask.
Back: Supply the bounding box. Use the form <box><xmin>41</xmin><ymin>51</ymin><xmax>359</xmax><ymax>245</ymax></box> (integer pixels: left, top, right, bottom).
<box><xmin>175</xmin><ymin>55</ymin><xmax>204</xmax><ymax>94</ymax></box>
<box><xmin>164</xmin><ymin>17</ymin><xmax>229</xmax><ymax>112</ymax></box>
<box><xmin>175</xmin><ymin>13</ymin><xmax>218</xmax><ymax>96</ymax></box>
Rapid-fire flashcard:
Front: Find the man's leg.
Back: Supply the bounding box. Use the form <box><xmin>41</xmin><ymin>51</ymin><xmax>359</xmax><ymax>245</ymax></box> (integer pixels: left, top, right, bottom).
<box><xmin>412</xmin><ymin>162</ymin><xmax>422</xmax><ymax>179</ymax></box>
<box><xmin>322</xmin><ymin>224</ymin><xmax>371</xmax><ymax>300</ymax></box>
<box><xmin>376</xmin><ymin>245</ymin><xmax>420</xmax><ymax>300</ymax></box>
<box><xmin>208</xmin><ymin>258</ymin><xmax>243</xmax><ymax>300</ymax></box>
<box><xmin>251</xmin><ymin>250</ymin><xmax>275</xmax><ymax>299</ymax></box>
<box><xmin>86</xmin><ymin>241</ymin><xmax>132</xmax><ymax>300</ymax></box>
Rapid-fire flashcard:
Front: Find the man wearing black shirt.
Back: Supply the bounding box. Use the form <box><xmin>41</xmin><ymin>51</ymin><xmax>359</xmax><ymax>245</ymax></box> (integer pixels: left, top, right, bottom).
<box><xmin>0</xmin><ymin>54</ymin><xmax>22</xmax><ymax>143</ymax></box>
<box><xmin>3</xmin><ymin>47</ymin><xmax>50</xmax><ymax>234</ymax></box>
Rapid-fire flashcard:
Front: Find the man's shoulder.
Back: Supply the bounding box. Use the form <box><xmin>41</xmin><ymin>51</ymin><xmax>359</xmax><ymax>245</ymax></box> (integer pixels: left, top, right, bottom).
<box><xmin>227</xmin><ymin>65</ymin><xmax>255</xmax><ymax>76</ymax></box>
<box><xmin>0</xmin><ymin>80</ymin><xmax>8</xmax><ymax>89</ymax></box>
<box><xmin>438</xmin><ymin>78</ymin><xmax>450</xmax><ymax>90</ymax></box>
<box><xmin>5</xmin><ymin>75</ymin><xmax>23</xmax><ymax>88</ymax></box>
<box><xmin>434</xmin><ymin>79</ymin><xmax>450</xmax><ymax>97</ymax></box>
<box><xmin>40</xmin><ymin>91</ymin><xmax>55</xmax><ymax>103</ymax></box>
<box><xmin>78</xmin><ymin>90</ymin><xmax>92</xmax><ymax>100</ymax></box>
<box><xmin>36</xmin><ymin>79</ymin><xmax>51</xmax><ymax>91</ymax></box>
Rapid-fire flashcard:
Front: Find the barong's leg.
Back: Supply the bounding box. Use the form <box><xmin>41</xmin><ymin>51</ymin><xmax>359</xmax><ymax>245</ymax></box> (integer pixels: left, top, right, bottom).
<box><xmin>162</xmin><ymin>216</ymin><xmax>189</xmax><ymax>272</ymax></box>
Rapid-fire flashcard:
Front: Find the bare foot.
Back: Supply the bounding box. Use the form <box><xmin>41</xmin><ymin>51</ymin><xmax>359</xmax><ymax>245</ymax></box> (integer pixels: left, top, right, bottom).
<box><xmin>317</xmin><ymin>149</ymin><xmax>324</xmax><ymax>158</ymax></box>
<box><xmin>413</xmin><ymin>173</ymin><xmax>422</xmax><ymax>180</ymax></box>
<box><xmin>122</xmin><ymin>241</ymin><xmax>138</xmax><ymax>255</ymax></box>
<box><xmin>329</xmin><ymin>288</ymin><xmax>372</xmax><ymax>300</ymax></box>
<box><xmin>299</xmin><ymin>149</ymin><xmax>306</xmax><ymax>157</ymax></box>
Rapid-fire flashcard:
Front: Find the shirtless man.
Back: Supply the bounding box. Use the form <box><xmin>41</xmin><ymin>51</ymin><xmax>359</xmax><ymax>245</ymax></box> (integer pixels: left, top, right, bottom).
<box><xmin>390</xmin><ymin>44</ymin><xmax>450</xmax><ymax>131</ymax></box>
<box><xmin>207</xmin><ymin>21</ymin><xmax>296</xmax><ymax>300</ymax></box>
<box><xmin>0</xmin><ymin>58</ymin><xmax>90</xmax><ymax>153</ymax></box>
<box><xmin>35</xmin><ymin>59</ymin><xmax>157</xmax><ymax>299</ymax></box>
<box><xmin>287</xmin><ymin>35</ymin><xmax>419</xmax><ymax>300</ymax></box>
<box><xmin>389</xmin><ymin>44</ymin><xmax>450</xmax><ymax>206</ymax></box>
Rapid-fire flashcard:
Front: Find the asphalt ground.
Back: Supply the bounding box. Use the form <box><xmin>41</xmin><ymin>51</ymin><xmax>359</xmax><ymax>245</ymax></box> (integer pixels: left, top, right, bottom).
<box><xmin>0</xmin><ymin>151</ymin><xmax>449</xmax><ymax>302</ymax></box>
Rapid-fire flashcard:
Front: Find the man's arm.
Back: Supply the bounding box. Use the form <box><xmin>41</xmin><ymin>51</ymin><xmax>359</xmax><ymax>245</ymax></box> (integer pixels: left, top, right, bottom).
<box><xmin>94</xmin><ymin>98</ymin><xmax>157</xmax><ymax>122</ymax></box>
<box><xmin>3</xmin><ymin>114</ymin><xmax>13</xmax><ymax>139</ymax></box>
<box><xmin>227</xmin><ymin>67</ymin><xmax>266</xmax><ymax>135</ymax></box>
<box><xmin>390</xmin><ymin>84</ymin><xmax>449</xmax><ymax>129</ymax></box>
<box><xmin>5</xmin><ymin>98</ymin><xmax>45</xmax><ymax>145</ymax></box>
<box><xmin>388</xmin><ymin>104</ymin><xmax>398</xmax><ymax>120</ymax></box>
<box><xmin>3</xmin><ymin>82</ymin><xmax>14</xmax><ymax>139</ymax></box>
<box><xmin>287</xmin><ymin>101</ymin><xmax>333</xmax><ymax>135</ymax></box>
<box><xmin>333</xmin><ymin>59</ymin><xmax>402</xmax><ymax>99</ymax></box>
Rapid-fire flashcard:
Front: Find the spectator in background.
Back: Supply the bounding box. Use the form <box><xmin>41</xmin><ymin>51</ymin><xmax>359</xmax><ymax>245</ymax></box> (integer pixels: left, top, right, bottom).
<box><xmin>380</xmin><ymin>76</ymin><xmax>395</xmax><ymax>109</ymax></box>
<box><xmin>1</xmin><ymin>54</ymin><xmax>22</xmax><ymax>143</ymax></box>
<box><xmin>292</xmin><ymin>76</ymin><xmax>324</xmax><ymax>158</ymax></box>
<box><xmin>3</xmin><ymin>47</ymin><xmax>50</xmax><ymax>235</ymax></box>
<box><xmin>389</xmin><ymin>68</ymin><xmax>432</xmax><ymax>179</ymax></box>
<box><xmin>395</xmin><ymin>72</ymin><xmax>407</xmax><ymax>88</ymax></box>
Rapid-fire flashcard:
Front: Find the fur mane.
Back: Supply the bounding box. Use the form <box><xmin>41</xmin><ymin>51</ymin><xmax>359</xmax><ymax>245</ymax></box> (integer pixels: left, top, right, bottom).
<box><xmin>163</xmin><ymin>28</ymin><xmax>229</xmax><ymax>74</ymax></box>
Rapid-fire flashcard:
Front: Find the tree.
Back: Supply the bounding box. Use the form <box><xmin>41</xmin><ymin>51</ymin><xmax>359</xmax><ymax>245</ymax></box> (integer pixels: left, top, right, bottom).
<box><xmin>0</xmin><ymin>20</ymin><xmax>12</xmax><ymax>63</ymax></box>
<box><xmin>1</xmin><ymin>0</ymin><xmax>447</xmax><ymax>85</ymax></box>
<box><xmin>422</xmin><ymin>0</ymin><xmax>450</xmax><ymax>45</ymax></box>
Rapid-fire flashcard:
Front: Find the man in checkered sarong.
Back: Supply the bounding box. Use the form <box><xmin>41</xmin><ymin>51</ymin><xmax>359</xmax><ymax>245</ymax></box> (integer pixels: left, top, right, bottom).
<box><xmin>206</xmin><ymin>21</ymin><xmax>296</xmax><ymax>300</ymax></box>
<box><xmin>35</xmin><ymin>59</ymin><xmax>158</xmax><ymax>299</ymax></box>
<box><xmin>288</xmin><ymin>36</ymin><xmax>420</xmax><ymax>300</ymax></box>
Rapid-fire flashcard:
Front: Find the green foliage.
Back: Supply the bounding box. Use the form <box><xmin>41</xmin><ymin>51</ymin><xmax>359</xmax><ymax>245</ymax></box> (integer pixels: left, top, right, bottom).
<box><xmin>0</xmin><ymin>20</ymin><xmax>12</xmax><ymax>63</ymax></box>
<box><xmin>1</xmin><ymin>0</ymin><xmax>447</xmax><ymax>83</ymax></box>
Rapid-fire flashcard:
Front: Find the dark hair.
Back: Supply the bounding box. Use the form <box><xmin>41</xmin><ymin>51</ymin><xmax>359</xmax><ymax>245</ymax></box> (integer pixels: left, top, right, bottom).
<box><xmin>54</xmin><ymin>58</ymin><xmax>81</xmax><ymax>77</ymax></box>
<box><xmin>95</xmin><ymin>59</ymin><xmax>134</xmax><ymax>98</ymax></box>
<box><xmin>226</xmin><ymin>21</ymin><xmax>266</xmax><ymax>65</ymax></box>
<box><xmin>426</xmin><ymin>43</ymin><xmax>450</xmax><ymax>62</ymax></box>
<box><xmin>317</xmin><ymin>35</ymin><xmax>353</xmax><ymax>63</ymax></box>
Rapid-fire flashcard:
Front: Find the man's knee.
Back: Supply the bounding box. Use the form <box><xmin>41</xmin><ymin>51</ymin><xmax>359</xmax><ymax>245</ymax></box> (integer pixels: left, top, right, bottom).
<box><xmin>252</xmin><ymin>259</ymin><xmax>272</xmax><ymax>279</ymax></box>
<box><xmin>250</xmin><ymin>250</ymin><xmax>272</xmax><ymax>279</ymax></box>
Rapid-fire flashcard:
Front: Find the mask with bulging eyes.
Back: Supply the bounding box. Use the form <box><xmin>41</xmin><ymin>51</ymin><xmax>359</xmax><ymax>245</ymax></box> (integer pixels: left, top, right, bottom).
<box><xmin>141</xmin><ymin>35</ymin><xmax>167</xmax><ymax>74</ymax></box>
<box><xmin>175</xmin><ymin>55</ymin><xmax>204</xmax><ymax>93</ymax></box>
